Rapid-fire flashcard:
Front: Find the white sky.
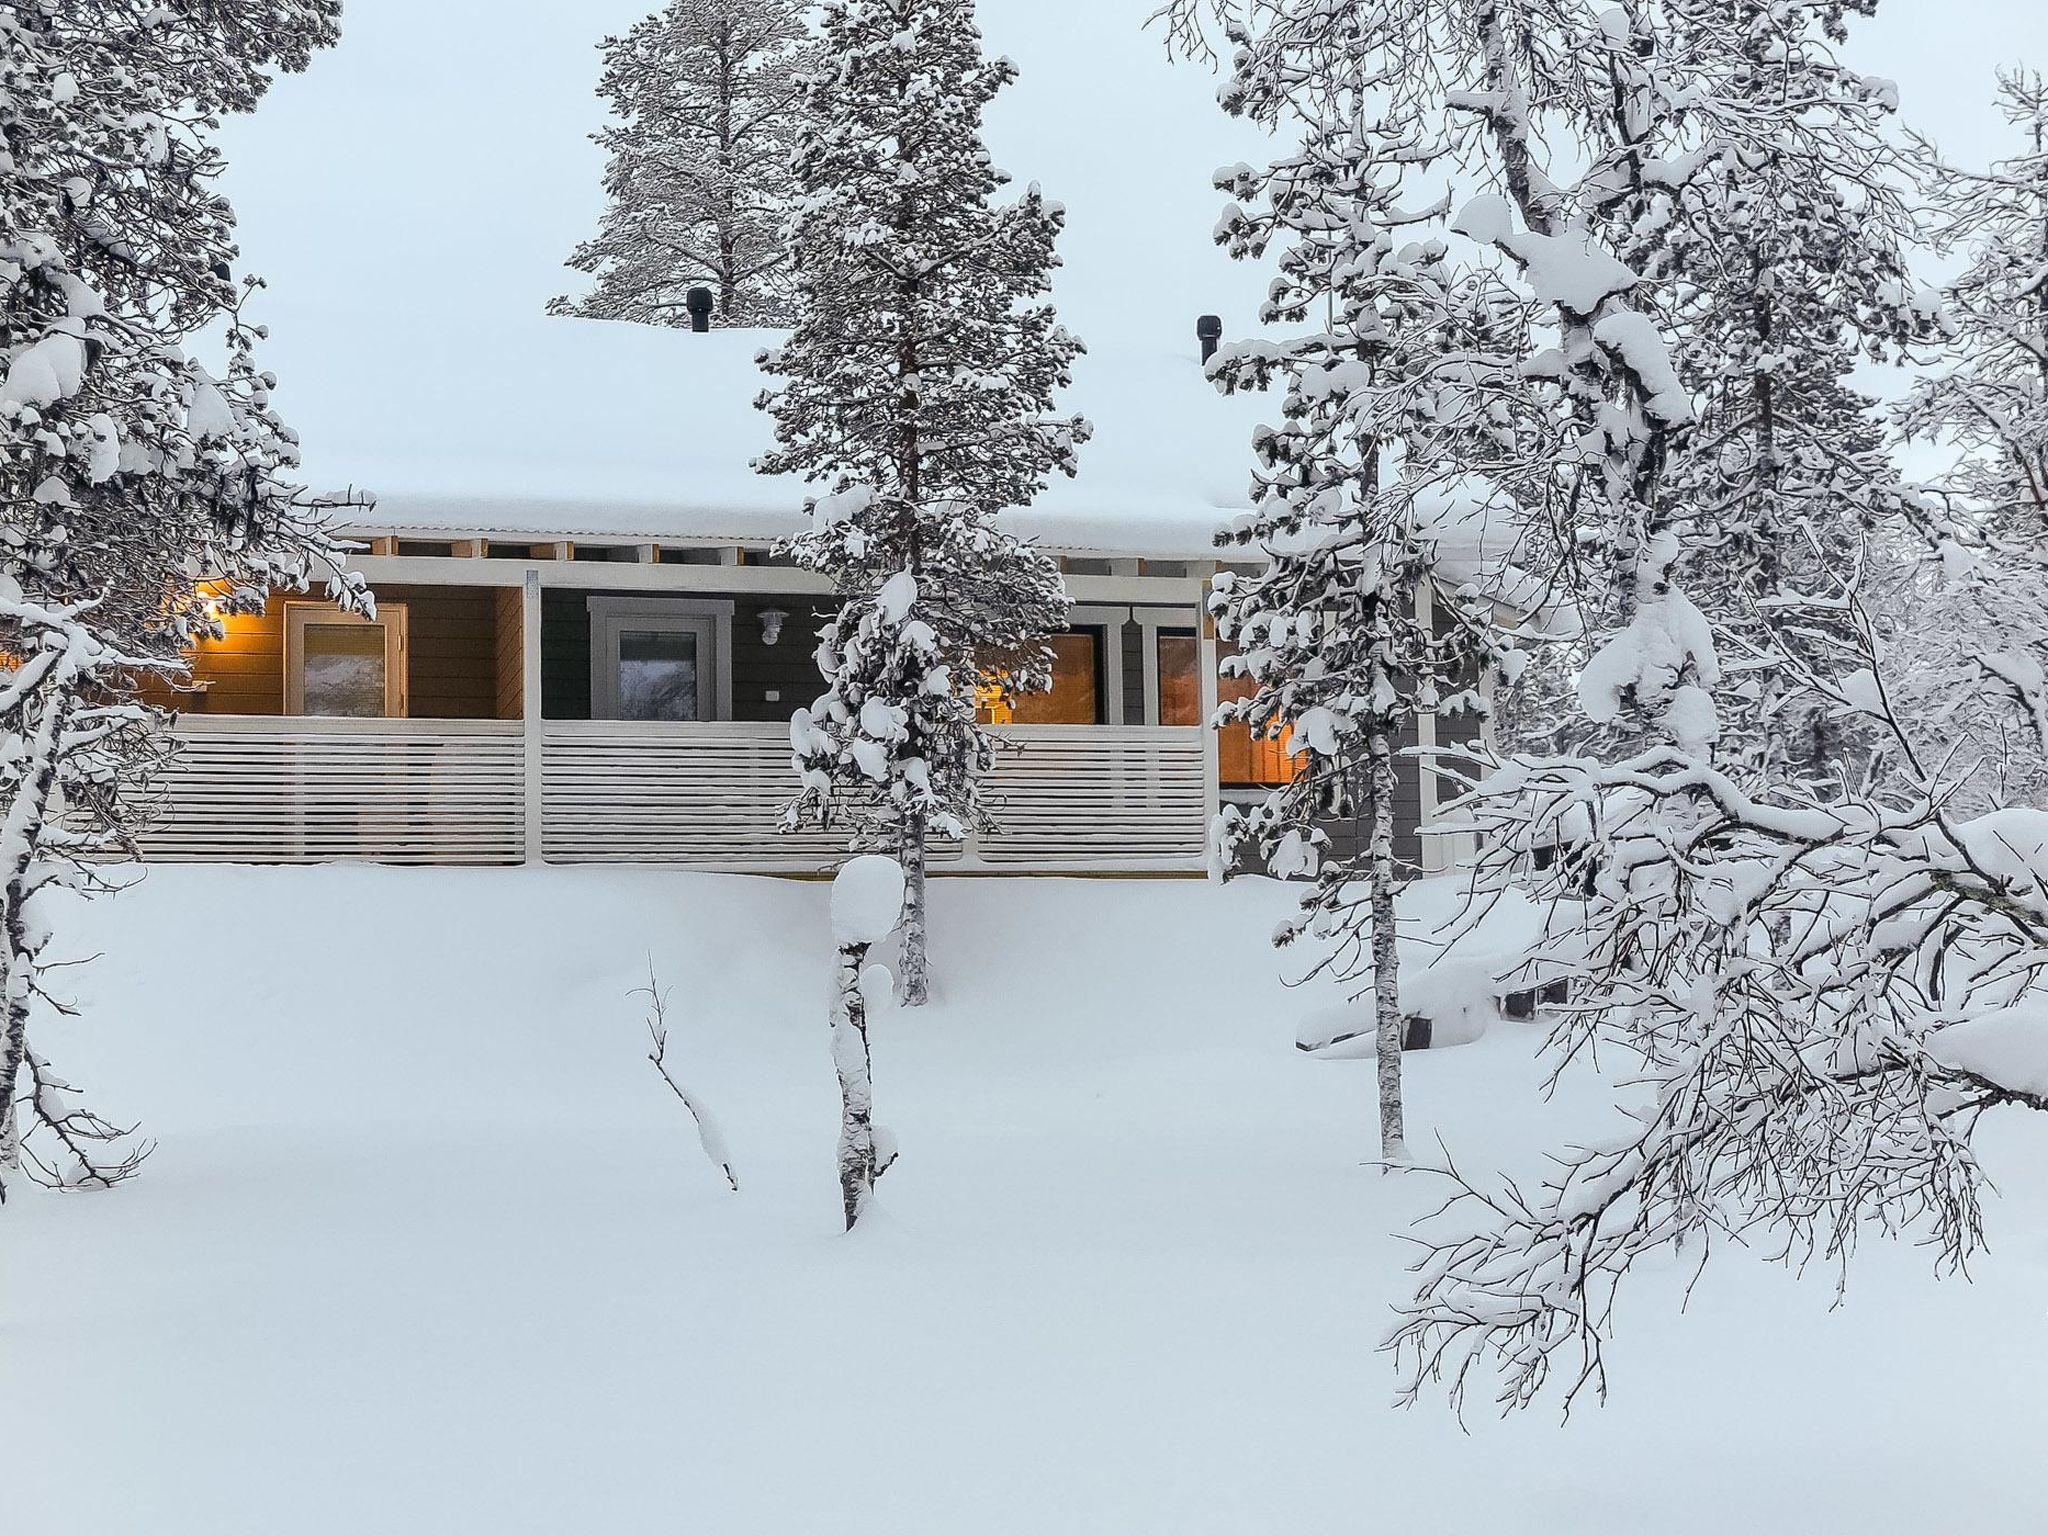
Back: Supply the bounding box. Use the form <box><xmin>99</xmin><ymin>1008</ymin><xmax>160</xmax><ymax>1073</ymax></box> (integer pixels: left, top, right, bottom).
<box><xmin>210</xmin><ymin>0</ymin><xmax>2048</xmax><ymax>505</ymax></box>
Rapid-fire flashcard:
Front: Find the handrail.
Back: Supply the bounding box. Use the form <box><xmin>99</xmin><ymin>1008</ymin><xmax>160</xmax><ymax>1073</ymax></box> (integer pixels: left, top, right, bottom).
<box><xmin>173</xmin><ymin>714</ymin><xmax>522</xmax><ymax>737</ymax></box>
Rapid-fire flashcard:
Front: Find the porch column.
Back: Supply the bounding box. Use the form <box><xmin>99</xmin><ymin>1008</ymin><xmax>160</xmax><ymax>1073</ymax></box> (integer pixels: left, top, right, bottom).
<box><xmin>522</xmin><ymin>568</ymin><xmax>544</xmax><ymax>864</ymax></box>
<box><xmin>1198</xmin><ymin>585</ymin><xmax>1222</xmax><ymax>878</ymax></box>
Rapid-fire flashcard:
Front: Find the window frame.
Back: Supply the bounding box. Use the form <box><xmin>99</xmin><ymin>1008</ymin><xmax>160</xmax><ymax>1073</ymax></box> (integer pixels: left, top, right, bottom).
<box><xmin>1063</xmin><ymin>604</ymin><xmax>1128</xmax><ymax>726</ymax></box>
<box><xmin>586</xmin><ymin>595</ymin><xmax>734</xmax><ymax>722</ymax></box>
<box><xmin>1135</xmin><ymin>606</ymin><xmax>1203</xmax><ymax>726</ymax></box>
<box><xmin>283</xmin><ymin>600</ymin><xmax>408</xmax><ymax>718</ymax></box>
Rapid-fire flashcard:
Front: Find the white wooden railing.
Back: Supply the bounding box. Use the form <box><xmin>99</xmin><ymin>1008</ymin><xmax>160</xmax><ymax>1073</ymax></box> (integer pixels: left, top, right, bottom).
<box><xmin>539</xmin><ymin>721</ymin><xmax>853</xmax><ymax>868</ymax></box>
<box><xmin>146</xmin><ymin>717</ymin><xmax>527</xmax><ymax>865</ymax></box>
<box><xmin>145</xmin><ymin>717</ymin><xmax>1211</xmax><ymax>872</ymax></box>
<box><xmin>977</xmin><ymin>725</ymin><xmax>1208</xmax><ymax>869</ymax></box>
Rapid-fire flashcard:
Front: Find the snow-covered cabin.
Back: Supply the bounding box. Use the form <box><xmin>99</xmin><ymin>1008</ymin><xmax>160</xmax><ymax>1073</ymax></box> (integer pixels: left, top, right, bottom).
<box><xmin>142</xmin><ymin>0</ymin><xmax>1465</xmax><ymax>874</ymax></box>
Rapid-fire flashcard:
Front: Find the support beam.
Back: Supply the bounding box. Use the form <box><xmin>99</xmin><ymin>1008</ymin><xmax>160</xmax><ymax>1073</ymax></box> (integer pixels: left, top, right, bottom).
<box><xmin>339</xmin><ymin>553</ymin><xmax>1210</xmax><ymax>607</ymax></box>
<box><xmin>1198</xmin><ymin>582</ymin><xmax>1222</xmax><ymax>878</ymax></box>
<box><xmin>521</xmin><ymin>568</ymin><xmax>544</xmax><ymax>865</ymax></box>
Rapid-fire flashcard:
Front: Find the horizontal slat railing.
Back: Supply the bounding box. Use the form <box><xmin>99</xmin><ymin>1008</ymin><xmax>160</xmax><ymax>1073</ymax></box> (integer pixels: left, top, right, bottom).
<box><xmin>142</xmin><ymin>718</ymin><xmax>1210</xmax><ymax>872</ymax></box>
<box><xmin>540</xmin><ymin>720</ymin><xmax>1206</xmax><ymax>872</ymax></box>
<box><xmin>977</xmin><ymin>726</ymin><xmax>1209</xmax><ymax>869</ymax></box>
<box><xmin>147</xmin><ymin>717</ymin><xmax>526</xmax><ymax>865</ymax></box>
<box><xmin>539</xmin><ymin>720</ymin><xmax>856</xmax><ymax>869</ymax></box>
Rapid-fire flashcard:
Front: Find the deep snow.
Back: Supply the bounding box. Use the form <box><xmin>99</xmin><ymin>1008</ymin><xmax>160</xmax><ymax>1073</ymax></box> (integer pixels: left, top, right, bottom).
<box><xmin>6</xmin><ymin>866</ymin><xmax>2047</xmax><ymax>1534</ymax></box>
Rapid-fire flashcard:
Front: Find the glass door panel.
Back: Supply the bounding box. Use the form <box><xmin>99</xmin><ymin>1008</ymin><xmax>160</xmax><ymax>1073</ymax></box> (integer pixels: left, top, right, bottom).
<box><xmin>1155</xmin><ymin>631</ymin><xmax>1201</xmax><ymax>726</ymax></box>
<box><xmin>617</xmin><ymin>628</ymin><xmax>702</xmax><ymax>721</ymax></box>
<box><xmin>301</xmin><ymin>622</ymin><xmax>389</xmax><ymax>717</ymax></box>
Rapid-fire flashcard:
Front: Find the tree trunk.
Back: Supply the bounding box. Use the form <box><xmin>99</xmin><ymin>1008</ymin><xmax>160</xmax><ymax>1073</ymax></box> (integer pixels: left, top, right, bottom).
<box><xmin>1369</xmin><ymin>721</ymin><xmax>1406</xmax><ymax>1165</ymax></box>
<box><xmin>831</xmin><ymin>939</ymin><xmax>877</xmax><ymax>1230</ymax></box>
<box><xmin>897</xmin><ymin>812</ymin><xmax>929</xmax><ymax>1007</ymax></box>
<box><xmin>0</xmin><ymin>677</ymin><xmax>76</xmax><ymax>1196</ymax></box>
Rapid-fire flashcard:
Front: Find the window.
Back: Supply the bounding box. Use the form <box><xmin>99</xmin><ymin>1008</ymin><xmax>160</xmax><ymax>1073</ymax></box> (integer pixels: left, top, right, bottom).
<box><xmin>1218</xmin><ymin>641</ymin><xmax>1298</xmax><ymax>786</ymax></box>
<box><xmin>285</xmin><ymin>602</ymin><xmax>407</xmax><ymax>718</ymax></box>
<box><xmin>979</xmin><ymin>629</ymin><xmax>1103</xmax><ymax>725</ymax></box>
<box><xmin>588</xmin><ymin>597</ymin><xmax>733</xmax><ymax>721</ymax></box>
<box><xmin>1154</xmin><ymin>630</ymin><xmax>1201</xmax><ymax>727</ymax></box>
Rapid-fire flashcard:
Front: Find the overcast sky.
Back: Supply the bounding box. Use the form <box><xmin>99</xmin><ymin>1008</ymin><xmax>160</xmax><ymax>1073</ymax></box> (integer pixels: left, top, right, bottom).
<box><xmin>210</xmin><ymin>0</ymin><xmax>2048</xmax><ymax>489</ymax></box>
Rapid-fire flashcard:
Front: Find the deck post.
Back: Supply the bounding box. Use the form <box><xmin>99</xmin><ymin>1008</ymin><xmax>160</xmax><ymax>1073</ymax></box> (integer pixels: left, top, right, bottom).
<box><xmin>521</xmin><ymin>568</ymin><xmax>544</xmax><ymax>864</ymax></box>
<box><xmin>1198</xmin><ymin>585</ymin><xmax>1222</xmax><ymax>877</ymax></box>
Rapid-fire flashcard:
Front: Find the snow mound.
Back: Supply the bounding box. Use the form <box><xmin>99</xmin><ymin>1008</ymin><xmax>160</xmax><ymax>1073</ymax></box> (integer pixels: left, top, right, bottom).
<box><xmin>831</xmin><ymin>854</ymin><xmax>906</xmax><ymax>946</ymax></box>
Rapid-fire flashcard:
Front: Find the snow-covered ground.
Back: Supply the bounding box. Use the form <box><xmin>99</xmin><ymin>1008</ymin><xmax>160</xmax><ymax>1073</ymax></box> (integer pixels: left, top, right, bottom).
<box><xmin>6</xmin><ymin>867</ymin><xmax>2047</xmax><ymax>1534</ymax></box>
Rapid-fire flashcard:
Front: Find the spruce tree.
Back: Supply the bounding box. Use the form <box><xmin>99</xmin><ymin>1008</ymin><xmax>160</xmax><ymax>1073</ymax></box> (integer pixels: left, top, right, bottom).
<box><xmin>1658</xmin><ymin>0</ymin><xmax>1930</xmax><ymax>778</ymax></box>
<box><xmin>553</xmin><ymin>0</ymin><xmax>809</xmax><ymax>327</ymax></box>
<box><xmin>759</xmin><ymin>0</ymin><xmax>1086</xmax><ymax>1005</ymax></box>
<box><xmin>1890</xmin><ymin>70</ymin><xmax>2048</xmax><ymax>794</ymax></box>
<box><xmin>1204</xmin><ymin>64</ymin><xmax>1526</xmax><ymax>1160</ymax></box>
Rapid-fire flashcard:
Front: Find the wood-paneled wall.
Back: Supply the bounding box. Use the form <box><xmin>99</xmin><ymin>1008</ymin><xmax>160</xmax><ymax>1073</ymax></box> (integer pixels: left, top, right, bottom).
<box><xmin>180</xmin><ymin>584</ymin><xmax>515</xmax><ymax>720</ymax></box>
<box><xmin>492</xmin><ymin>586</ymin><xmax>524</xmax><ymax>720</ymax></box>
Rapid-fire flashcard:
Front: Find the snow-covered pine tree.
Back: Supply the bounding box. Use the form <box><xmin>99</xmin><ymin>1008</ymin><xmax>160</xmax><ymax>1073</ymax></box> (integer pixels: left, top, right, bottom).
<box><xmin>1199</xmin><ymin>16</ymin><xmax>1529</xmax><ymax>1162</ymax></box>
<box><xmin>1891</xmin><ymin>69</ymin><xmax>2048</xmax><ymax>789</ymax></box>
<box><xmin>0</xmin><ymin>1</ymin><xmax>362</xmax><ymax>1198</ymax></box>
<box><xmin>759</xmin><ymin>0</ymin><xmax>1087</xmax><ymax>1006</ymax></box>
<box><xmin>552</xmin><ymin>0</ymin><xmax>809</xmax><ymax>327</ymax></box>
<box><xmin>1653</xmin><ymin>0</ymin><xmax>1931</xmax><ymax>779</ymax></box>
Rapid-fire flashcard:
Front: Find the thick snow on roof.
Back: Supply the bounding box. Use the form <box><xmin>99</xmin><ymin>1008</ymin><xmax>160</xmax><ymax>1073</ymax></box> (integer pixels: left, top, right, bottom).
<box><xmin>285</xmin><ymin>314</ymin><xmax>1271</xmax><ymax>558</ymax></box>
<box><xmin>217</xmin><ymin>0</ymin><xmax>1279</xmax><ymax>558</ymax></box>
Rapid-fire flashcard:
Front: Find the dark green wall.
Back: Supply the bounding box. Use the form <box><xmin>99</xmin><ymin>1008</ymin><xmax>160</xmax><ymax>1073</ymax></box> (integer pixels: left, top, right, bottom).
<box><xmin>541</xmin><ymin>589</ymin><xmax>833</xmax><ymax>721</ymax></box>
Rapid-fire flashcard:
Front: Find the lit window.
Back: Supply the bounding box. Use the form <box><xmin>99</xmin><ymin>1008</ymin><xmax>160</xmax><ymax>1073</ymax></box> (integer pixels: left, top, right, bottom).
<box><xmin>285</xmin><ymin>603</ymin><xmax>407</xmax><ymax>718</ymax></box>
<box><xmin>980</xmin><ymin>630</ymin><xmax>1101</xmax><ymax>725</ymax></box>
<box><xmin>1217</xmin><ymin>640</ymin><xmax>1297</xmax><ymax>785</ymax></box>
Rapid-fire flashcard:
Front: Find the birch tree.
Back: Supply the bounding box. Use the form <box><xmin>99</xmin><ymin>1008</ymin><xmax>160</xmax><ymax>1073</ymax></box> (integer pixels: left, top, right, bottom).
<box><xmin>1339</xmin><ymin>4</ymin><xmax>2048</xmax><ymax>1417</ymax></box>
<box><xmin>552</xmin><ymin>0</ymin><xmax>810</xmax><ymax>326</ymax></box>
<box><xmin>1157</xmin><ymin>0</ymin><xmax>2013</xmax><ymax>1414</ymax></box>
<box><xmin>760</xmin><ymin>0</ymin><xmax>1086</xmax><ymax>1005</ymax></box>
<box><xmin>828</xmin><ymin>853</ymin><xmax>904</xmax><ymax>1229</ymax></box>
<box><xmin>0</xmin><ymin>1</ymin><xmax>362</xmax><ymax>1198</ymax></box>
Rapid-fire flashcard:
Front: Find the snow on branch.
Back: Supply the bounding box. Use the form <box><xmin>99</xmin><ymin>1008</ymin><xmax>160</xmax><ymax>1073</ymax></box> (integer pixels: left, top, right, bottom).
<box><xmin>1391</xmin><ymin>604</ymin><xmax>2048</xmax><ymax>1415</ymax></box>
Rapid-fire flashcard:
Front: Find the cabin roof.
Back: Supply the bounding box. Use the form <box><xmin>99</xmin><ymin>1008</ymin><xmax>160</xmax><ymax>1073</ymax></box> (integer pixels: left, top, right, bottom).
<box><xmin>308</xmin><ymin>317</ymin><xmax>1271</xmax><ymax>559</ymax></box>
